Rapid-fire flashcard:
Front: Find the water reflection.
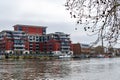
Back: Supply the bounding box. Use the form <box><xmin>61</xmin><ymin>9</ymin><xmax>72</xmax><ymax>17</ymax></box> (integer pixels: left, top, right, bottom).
<box><xmin>0</xmin><ymin>59</ymin><xmax>71</xmax><ymax>80</ymax></box>
<box><xmin>0</xmin><ymin>58</ymin><xmax>120</xmax><ymax>80</ymax></box>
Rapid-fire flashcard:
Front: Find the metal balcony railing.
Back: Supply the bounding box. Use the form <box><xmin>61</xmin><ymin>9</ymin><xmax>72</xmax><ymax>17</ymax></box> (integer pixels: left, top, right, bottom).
<box><xmin>61</xmin><ymin>46</ymin><xmax>70</xmax><ymax>48</ymax></box>
<box><xmin>14</xmin><ymin>44</ymin><xmax>25</xmax><ymax>47</ymax></box>
<box><xmin>14</xmin><ymin>49</ymin><xmax>25</xmax><ymax>51</ymax></box>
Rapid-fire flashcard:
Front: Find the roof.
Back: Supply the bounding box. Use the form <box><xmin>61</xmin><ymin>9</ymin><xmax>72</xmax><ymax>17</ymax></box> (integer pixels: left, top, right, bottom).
<box><xmin>13</xmin><ymin>24</ymin><xmax>47</xmax><ymax>28</ymax></box>
<box><xmin>80</xmin><ymin>43</ymin><xmax>90</xmax><ymax>48</ymax></box>
<box><xmin>47</xmin><ymin>32</ymin><xmax>70</xmax><ymax>36</ymax></box>
<box><xmin>2</xmin><ymin>30</ymin><xmax>24</xmax><ymax>32</ymax></box>
<box><xmin>72</xmin><ymin>43</ymin><xmax>90</xmax><ymax>48</ymax></box>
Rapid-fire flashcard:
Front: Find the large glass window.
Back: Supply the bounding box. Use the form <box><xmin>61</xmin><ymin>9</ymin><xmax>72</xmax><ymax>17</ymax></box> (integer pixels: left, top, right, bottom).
<box><xmin>43</xmin><ymin>28</ymin><xmax>46</xmax><ymax>35</ymax></box>
<box><xmin>18</xmin><ymin>26</ymin><xmax>22</xmax><ymax>31</ymax></box>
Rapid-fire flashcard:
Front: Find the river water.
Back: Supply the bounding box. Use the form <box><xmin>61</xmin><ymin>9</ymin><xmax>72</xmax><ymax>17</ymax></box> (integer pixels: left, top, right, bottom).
<box><xmin>0</xmin><ymin>58</ymin><xmax>120</xmax><ymax>80</ymax></box>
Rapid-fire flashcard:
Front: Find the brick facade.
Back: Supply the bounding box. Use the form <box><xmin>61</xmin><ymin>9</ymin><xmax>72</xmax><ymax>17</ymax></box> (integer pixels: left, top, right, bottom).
<box><xmin>0</xmin><ymin>24</ymin><xmax>73</xmax><ymax>56</ymax></box>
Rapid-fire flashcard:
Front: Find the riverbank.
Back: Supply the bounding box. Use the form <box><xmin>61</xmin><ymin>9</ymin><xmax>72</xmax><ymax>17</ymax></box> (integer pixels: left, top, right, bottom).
<box><xmin>0</xmin><ymin>54</ymin><xmax>59</xmax><ymax>60</ymax></box>
<box><xmin>0</xmin><ymin>53</ymin><xmax>120</xmax><ymax>60</ymax></box>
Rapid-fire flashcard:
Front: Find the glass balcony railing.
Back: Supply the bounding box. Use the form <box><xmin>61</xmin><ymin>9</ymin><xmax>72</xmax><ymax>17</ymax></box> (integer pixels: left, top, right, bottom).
<box><xmin>61</xmin><ymin>46</ymin><xmax>70</xmax><ymax>48</ymax></box>
<box><xmin>14</xmin><ymin>48</ymin><xmax>25</xmax><ymax>51</ymax></box>
<box><xmin>14</xmin><ymin>44</ymin><xmax>25</xmax><ymax>47</ymax></box>
<box><xmin>61</xmin><ymin>49</ymin><xmax>70</xmax><ymax>51</ymax></box>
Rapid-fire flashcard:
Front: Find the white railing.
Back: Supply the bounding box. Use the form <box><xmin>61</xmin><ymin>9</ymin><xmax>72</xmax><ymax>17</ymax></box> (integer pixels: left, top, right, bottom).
<box><xmin>61</xmin><ymin>49</ymin><xmax>70</xmax><ymax>51</ymax></box>
<box><xmin>14</xmin><ymin>44</ymin><xmax>25</xmax><ymax>47</ymax></box>
<box><xmin>61</xmin><ymin>46</ymin><xmax>70</xmax><ymax>48</ymax></box>
<box><xmin>14</xmin><ymin>49</ymin><xmax>25</xmax><ymax>51</ymax></box>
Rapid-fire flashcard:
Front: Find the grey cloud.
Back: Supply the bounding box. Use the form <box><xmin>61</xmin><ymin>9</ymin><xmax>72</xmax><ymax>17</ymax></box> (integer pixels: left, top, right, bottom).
<box><xmin>1</xmin><ymin>0</ymin><xmax>119</xmax><ymax>47</ymax></box>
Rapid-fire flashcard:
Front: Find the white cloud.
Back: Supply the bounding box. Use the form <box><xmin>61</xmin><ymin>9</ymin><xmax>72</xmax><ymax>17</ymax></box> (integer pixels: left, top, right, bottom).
<box><xmin>10</xmin><ymin>0</ymin><xmax>70</xmax><ymax>23</ymax></box>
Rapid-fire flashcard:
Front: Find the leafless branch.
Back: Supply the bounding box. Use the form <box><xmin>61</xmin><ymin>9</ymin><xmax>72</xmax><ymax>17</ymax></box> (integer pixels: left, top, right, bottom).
<box><xmin>65</xmin><ymin>0</ymin><xmax>120</xmax><ymax>47</ymax></box>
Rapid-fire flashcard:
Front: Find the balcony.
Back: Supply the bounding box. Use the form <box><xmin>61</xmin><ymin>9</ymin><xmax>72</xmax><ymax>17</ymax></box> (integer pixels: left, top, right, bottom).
<box><xmin>0</xmin><ymin>37</ymin><xmax>3</xmax><ymax>40</ymax></box>
<box><xmin>6</xmin><ymin>33</ymin><xmax>11</xmax><ymax>36</ymax></box>
<box><xmin>36</xmin><ymin>43</ymin><xmax>39</xmax><ymax>46</ymax></box>
<box><xmin>13</xmin><ymin>37</ymin><xmax>21</xmax><ymax>39</ymax></box>
<box><xmin>6</xmin><ymin>36</ymin><xmax>12</xmax><ymax>39</ymax></box>
<box><xmin>43</xmin><ymin>32</ymin><xmax>46</xmax><ymax>35</ymax></box>
<box><xmin>29</xmin><ymin>46</ymin><xmax>33</xmax><ymax>49</ymax></box>
<box><xmin>61</xmin><ymin>46</ymin><xmax>70</xmax><ymax>48</ymax></box>
<box><xmin>54</xmin><ymin>36</ymin><xmax>58</xmax><ymax>39</ymax></box>
<box><xmin>14</xmin><ymin>44</ymin><xmax>25</xmax><ymax>47</ymax></box>
<box><xmin>61</xmin><ymin>49</ymin><xmax>70</xmax><ymax>52</ymax></box>
<box><xmin>14</xmin><ymin>48</ymin><xmax>25</xmax><ymax>51</ymax></box>
<box><xmin>13</xmin><ymin>33</ymin><xmax>23</xmax><ymax>36</ymax></box>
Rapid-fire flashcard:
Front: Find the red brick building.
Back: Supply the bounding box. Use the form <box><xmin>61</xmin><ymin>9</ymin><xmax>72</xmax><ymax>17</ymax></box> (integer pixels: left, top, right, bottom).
<box><xmin>13</xmin><ymin>24</ymin><xmax>46</xmax><ymax>35</ymax></box>
<box><xmin>41</xmin><ymin>32</ymin><xmax>73</xmax><ymax>56</ymax></box>
<box><xmin>72</xmin><ymin>43</ymin><xmax>81</xmax><ymax>56</ymax></box>
<box><xmin>0</xmin><ymin>24</ymin><xmax>73</xmax><ymax>56</ymax></box>
<box><xmin>13</xmin><ymin>24</ymin><xmax>47</xmax><ymax>53</ymax></box>
<box><xmin>0</xmin><ymin>30</ymin><xmax>28</xmax><ymax>54</ymax></box>
<box><xmin>72</xmin><ymin>43</ymin><xmax>90</xmax><ymax>56</ymax></box>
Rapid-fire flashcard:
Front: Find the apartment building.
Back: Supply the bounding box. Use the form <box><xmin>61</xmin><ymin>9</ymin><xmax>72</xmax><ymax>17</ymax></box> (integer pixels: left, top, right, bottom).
<box><xmin>41</xmin><ymin>32</ymin><xmax>73</xmax><ymax>56</ymax></box>
<box><xmin>0</xmin><ymin>24</ymin><xmax>73</xmax><ymax>56</ymax></box>
<box><xmin>13</xmin><ymin>24</ymin><xmax>47</xmax><ymax>53</ymax></box>
<box><xmin>0</xmin><ymin>30</ymin><xmax>28</xmax><ymax>54</ymax></box>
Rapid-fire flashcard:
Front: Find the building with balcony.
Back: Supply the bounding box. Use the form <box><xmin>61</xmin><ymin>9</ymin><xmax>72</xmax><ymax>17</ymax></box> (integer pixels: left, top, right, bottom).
<box><xmin>13</xmin><ymin>24</ymin><xmax>46</xmax><ymax>35</ymax></box>
<box><xmin>42</xmin><ymin>32</ymin><xmax>73</xmax><ymax>56</ymax></box>
<box><xmin>14</xmin><ymin>24</ymin><xmax>47</xmax><ymax>53</ymax></box>
<box><xmin>0</xmin><ymin>30</ymin><xmax>28</xmax><ymax>54</ymax></box>
<box><xmin>0</xmin><ymin>24</ymin><xmax>73</xmax><ymax>57</ymax></box>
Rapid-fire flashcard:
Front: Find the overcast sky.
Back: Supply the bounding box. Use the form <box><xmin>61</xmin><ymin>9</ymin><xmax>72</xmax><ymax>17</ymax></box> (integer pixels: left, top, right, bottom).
<box><xmin>0</xmin><ymin>0</ymin><xmax>119</xmax><ymax>47</ymax></box>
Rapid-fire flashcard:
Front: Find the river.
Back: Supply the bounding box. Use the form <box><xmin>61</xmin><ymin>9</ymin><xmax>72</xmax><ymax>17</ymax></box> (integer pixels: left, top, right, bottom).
<box><xmin>0</xmin><ymin>58</ymin><xmax>120</xmax><ymax>80</ymax></box>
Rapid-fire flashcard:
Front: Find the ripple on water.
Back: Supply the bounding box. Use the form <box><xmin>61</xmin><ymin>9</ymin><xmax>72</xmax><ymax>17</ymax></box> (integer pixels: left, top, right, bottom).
<box><xmin>0</xmin><ymin>58</ymin><xmax>120</xmax><ymax>80</ymax></box>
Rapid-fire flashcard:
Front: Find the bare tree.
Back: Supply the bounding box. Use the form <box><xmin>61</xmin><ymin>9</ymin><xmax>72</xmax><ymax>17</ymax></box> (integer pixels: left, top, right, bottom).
<box><xmin>65</xmin><ymin>0</ymin><xmax>120</xmax><ymax>47</ymax></box>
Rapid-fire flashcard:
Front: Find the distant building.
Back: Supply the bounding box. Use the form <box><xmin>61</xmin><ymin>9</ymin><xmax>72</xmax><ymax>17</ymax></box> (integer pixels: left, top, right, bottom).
<box><xmin>80</xmin><ymin>43</ymin><xmax>90</xmax><ymax>54</ymax></box>
<box><xmin>72</xmin><ymin>43</ymin><xmax>90</xmax><ymax>56</ymax></box>
<box><xmin>72</xmin><ymin>43</ymin><xmax>81</xmax><ymax>56</ymax></box>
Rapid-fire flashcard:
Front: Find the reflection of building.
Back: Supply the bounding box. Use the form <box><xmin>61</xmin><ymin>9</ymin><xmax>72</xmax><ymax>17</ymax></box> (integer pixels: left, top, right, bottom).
<box><xmin>22</xmin><ymin>60</ymin><xmax>71</xmax><ymax>79</ymax></box>
<box><xmin>72</xmin><ymin>43</ymin><xmax>90</xmax><ymax>56</ymax></box>
<box><xmin>0</xmin><ymin>24</ymin><xmax>73</xmax><ymax>56</ymax></box>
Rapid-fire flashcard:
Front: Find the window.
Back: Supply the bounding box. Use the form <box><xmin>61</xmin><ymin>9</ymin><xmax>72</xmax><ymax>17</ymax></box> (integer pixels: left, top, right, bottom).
<box><xmin>43</xmin><ymin>28</ymin><xmax>46</xmax><ymax>34</ymax></box>
<box><xmin>36</xmin><ymin>36</ymin><xmax>39</xmax><ymax>38</ymax></box>
<box><xmin>18</xmin><ymin>26</ymin><xmax>22</xmax><ymax>31</ymax></box>
<box><xmin>33</xmin><ymin>36</ymin><xmax>35</xmax><ymax>40</ymax></box>
<box><xmin>36</xmin><ymin>39</ymin><xmax>39</xmax><ymax>42</ymax></box>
